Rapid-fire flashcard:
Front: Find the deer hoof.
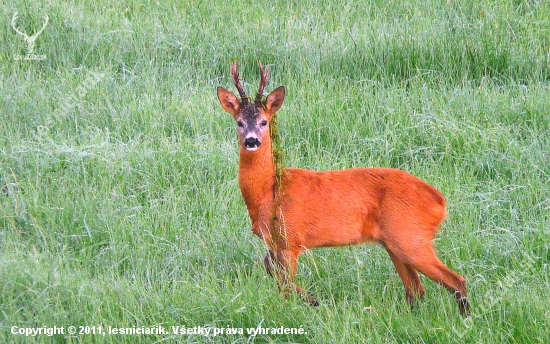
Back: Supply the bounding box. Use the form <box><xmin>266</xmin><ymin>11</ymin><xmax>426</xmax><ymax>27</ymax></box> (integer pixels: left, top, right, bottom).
<box><xmin>305</xmin><ymin>291</ymin><xmax>319</xmax><ymax>306</ymax></box>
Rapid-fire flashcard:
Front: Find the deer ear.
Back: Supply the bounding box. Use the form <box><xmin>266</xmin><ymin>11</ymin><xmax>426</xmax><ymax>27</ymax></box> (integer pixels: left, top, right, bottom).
<box><xmin>265</xmin><ymin>86</ymin><xmax>285</xmax><ymax>114</ymax></box>
<box><xmin>217</xmin><ymin>87</ymin><xmax>240</xmax><ymax>115</ymax></box>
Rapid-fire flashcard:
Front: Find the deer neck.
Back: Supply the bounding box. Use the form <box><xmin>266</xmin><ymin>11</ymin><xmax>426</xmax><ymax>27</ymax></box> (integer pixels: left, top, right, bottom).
<box><xmin>238</xmin><ymin>136</ymin><xmax>275</xmax><ymax>213</ymax></box>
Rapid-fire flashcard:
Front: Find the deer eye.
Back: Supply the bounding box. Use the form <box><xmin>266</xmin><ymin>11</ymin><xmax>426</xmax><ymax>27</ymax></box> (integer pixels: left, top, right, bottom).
<box><xmin>260</xmin><ymin>120</ymin><xmax>268</xmax><ymax>127</ymax></box>
<box><xmin>237</xmin><ymin>121</ymin><xmax>244</xmax><ymax>128</ymax></box>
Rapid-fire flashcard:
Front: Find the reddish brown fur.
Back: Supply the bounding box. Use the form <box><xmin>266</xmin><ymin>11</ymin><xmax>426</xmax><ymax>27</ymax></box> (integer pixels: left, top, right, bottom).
<box><xmin>217</xmin><ymin>63</ymin><xmax>470</xmax><ymax>316</ymax></box>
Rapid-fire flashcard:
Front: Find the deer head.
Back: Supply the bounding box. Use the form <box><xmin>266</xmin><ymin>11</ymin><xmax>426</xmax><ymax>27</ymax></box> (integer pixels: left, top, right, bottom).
<box><xmin>217</xmin><ymin>61</ymin><xmax>285</xmax><ymax>151</ymax></box>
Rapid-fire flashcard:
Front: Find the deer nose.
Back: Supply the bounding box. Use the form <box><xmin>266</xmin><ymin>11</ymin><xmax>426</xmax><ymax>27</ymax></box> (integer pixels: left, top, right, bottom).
<box><xmin>244</xmin><ymin>137</ymin><xmax>261</xmax><ymax>150</ymax></box>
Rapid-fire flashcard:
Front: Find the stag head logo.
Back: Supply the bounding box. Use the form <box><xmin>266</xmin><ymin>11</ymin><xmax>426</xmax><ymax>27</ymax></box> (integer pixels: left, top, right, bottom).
<box><xmin>11</xmin><ymin>11</ymin><xmax>49</xmax><ymax>60</ymax></box>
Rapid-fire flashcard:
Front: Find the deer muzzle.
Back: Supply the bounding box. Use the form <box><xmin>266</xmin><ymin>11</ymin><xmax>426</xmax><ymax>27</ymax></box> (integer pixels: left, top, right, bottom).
<box><xmin>244</xmin><ymin>137</ymin><xmax>261</xmax><ymax>151</ymax></box>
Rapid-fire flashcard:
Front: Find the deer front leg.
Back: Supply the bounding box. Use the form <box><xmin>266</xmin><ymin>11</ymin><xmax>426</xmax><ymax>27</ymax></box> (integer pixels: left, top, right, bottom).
<box><xmin>266</xmin><ymin>248</ymin><xmax>319</xmax><ymax>306</ymax></box>
<box><xmin>263</xmin><ymin>250</ymin><xmax>277</xmax><ymax>277</ymax></box>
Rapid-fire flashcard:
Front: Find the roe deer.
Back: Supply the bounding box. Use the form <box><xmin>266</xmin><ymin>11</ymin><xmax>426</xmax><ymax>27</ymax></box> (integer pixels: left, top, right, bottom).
<box><xmin>217</xmin><ymin>61</ymin><xmax>470</xmax><ymax>316</ymax></box>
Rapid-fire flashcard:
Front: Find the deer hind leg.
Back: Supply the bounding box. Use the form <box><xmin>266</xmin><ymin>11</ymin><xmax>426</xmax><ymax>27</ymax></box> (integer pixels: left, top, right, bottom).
<box><xmin>385</xmin><ymin>246</ymin><xmax>425</xmax><ymax>307</ymax></box>
<box><xmin>389</xmin><ymin>241</ymin><xmax>471</xmax><ymax>316</ymax></box>
<box><xmin>266</xmin><ymin>248</ymin><xmax>319</xmax><ymax>306</ymax></box>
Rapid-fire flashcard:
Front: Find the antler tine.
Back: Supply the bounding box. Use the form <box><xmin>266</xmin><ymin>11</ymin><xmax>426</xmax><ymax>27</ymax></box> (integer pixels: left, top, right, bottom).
<box><xmin>255</xmin><ymin>61</ymin><xmax>269</xmax><ymax>105</ymax></box>
<box><xmin>231</xmin><ymin>61</ymin><xmax>249</xmax><ymax>105</ymax></box>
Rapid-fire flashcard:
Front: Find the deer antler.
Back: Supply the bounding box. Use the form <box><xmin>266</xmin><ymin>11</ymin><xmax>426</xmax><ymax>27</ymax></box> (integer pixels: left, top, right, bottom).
<box><xmin>32</xmin><ymin>15</ymin><xmax>49</xmax><ymax>40</ymax></box>
<box><xmin>11</xmin><ymin>12</ymin><xmax>28</xmax><ymax>39</ymax></box>
<box><xmin>255</xmin><ymin>61</ymin><xmax>269</xmax><ymax>106</ymax></box>
<box><xmin>231</xmin><ymin>61</ymin><xmax>249</xmax><ymax>105</ymax></box>
<box><xmin>11</xmin><ymin>12</ymin><xmax>49</xmax><ymax>41</ymax></box>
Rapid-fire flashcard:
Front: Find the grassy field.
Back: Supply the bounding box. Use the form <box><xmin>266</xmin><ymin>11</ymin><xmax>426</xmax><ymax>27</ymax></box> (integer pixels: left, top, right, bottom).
<box><xmin>1</xmin><ymin>0</ymin><xmax>549</xmax><ymax>342</ymax></box>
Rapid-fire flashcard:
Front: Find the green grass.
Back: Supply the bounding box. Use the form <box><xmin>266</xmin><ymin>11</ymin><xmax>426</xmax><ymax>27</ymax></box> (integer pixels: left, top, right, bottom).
<box><xmin>1</xmin><ymin>0</ymin><xmax>549</xmax><ymax>342</ymax></box>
